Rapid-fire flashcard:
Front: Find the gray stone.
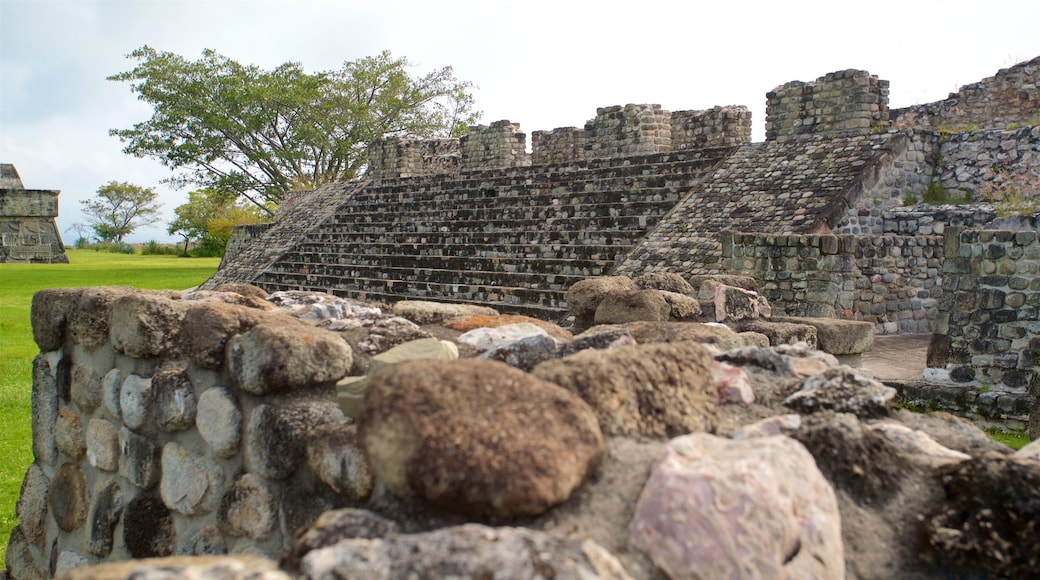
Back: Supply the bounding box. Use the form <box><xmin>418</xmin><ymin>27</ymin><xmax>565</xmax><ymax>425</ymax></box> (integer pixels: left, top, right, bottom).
<box><xmin>305</xmin><ymin>423</ymin><xmax>373</xmax><ymax>501</ymax></box>
<box><xmin>32</xmin><ymin>352</ymin><xmax>62</xmax><ymax>465</ymax></box>
<box><xmin>57</xmin><ymin>555</ymin><xmax>288</xmax><ymax>580</ymax></box>
<box><xmin>5</xmin><ymin>525</ymin><xmax>45</xmax><ymax>580</ymax></box>
<box><xmin>659</xmin><ymin>290</ymin><xmax>702</xmax><ymax>320</ymax></box>
<box><xmin>634</xmin><ymin>271</ymin><xmax>695</xmax><ymax>294</ymax></box>
<box><xmin>88</xmin><ymin>481</ymin><xmax>125</xmax><ymax>557</ymax></box>
<box><xmin>284</xmin><ymin>508</ymin><xmax>398</xmax><ymax>572</ymax></box>
<box><xmin>16</xmin><ymin>464</ymin><xmax>49</xmax><ymax>549</ymax></box>
<box><xmin>196</xmin><ymin>387</ymin><xmax>242</xmax><ymax>458</ymax></box>
<box><xmin>784</xmin><ymin>366</ymin><xmax>897</xmax><ymax>418</ymax></box>
<box><xmin>160</xmin><ymin>442</ymin><xmax>225</xmax><ymax>515</ymax></box>
<box><xmin>152</xmin><ymin>366</ymin><xmax>197</xmax><ymax>432</ymax></box>
<box><xmin>456</xmin><ymin>322</ymin><xmax>549</xmax><ymax>351</ymax></box>
<box><xmin>30</xmin><ymin>288</ymin><xmax>79</xmax><ymax>351</ymax></box>
<box><xmin>533</xmin><ymin>342</ymin><xmax>718</xmax><ymax>438</ymax></box>
<box><xmin>227</xmin><ymin>319</ymin><xmax>353</xmax><ymax>395</ymax></box>
<box><xmin>101</xmin><ymin>368</ymin><xmax>122</xmax><ymax>419</ymax></box>
<box><xmin>301</xmin><ymin>524</ymin><xmax>632</xmax><ymax>580</ymax></box>
<box><xmin>119</xmin><ymin>374</ymin><xmax>153</xmax><ymax>431</ymax></box>
<box><xmin>119</xmin><ymin>426</ymin><xmax>160</xmax><ymax>489</ymax></box>
<box><xmin>477</xmin><ymin>333</ymin><xmax>559</xmax><ymax>371</ymax></box>
<box><xmin>360</xmin><ymin>359</ymin><xmax>603</xmax><ymax>519</ymax></box>
<box><xmin>177</xmin><ymin>525</ymin><xmax>227</xmax><ymax>556</ymax></box>
<box><xmin>53</xmin><ymin>551</ymin><xmax>90</xmax><ymax>576</ymax></box>
<box><xmin>68</xmin><ymin>287</ymin><xmax>130</xmax><ymax>350</ymax></box>
<box><xmin>774</xmin><ymin>316</ymin><xmax>876</xmax><ymax>354</ymax></box>
<box><xmin>732</xmin><ymin>319</ymin><xmax>819</xmax><ymax>348</ymax></box>
<box><xmin>630</xmin><ymin>434</ymin><xmax>844</xmax><ymax>580</ymax></box>
<box><xmin>247</xmin><ymin>402</ymin><xmax>345</xmax><ymax>480</ymax></box>
<box><xmin>565</xmin><ymin>276</ymin><xmax>638</xmax><ymax>323</ymax></box>
<box><xmin>48</xmin><ymin>462</ymin><xmax>87</xmax><ymax>532</ymax></box>
<box><xmin>179</xmin><ymin>301</ymin><xmax>267</xmax><ymax>369</ymax></box>
<box><xmin>218</xmin><ymin>473</ymin><xmax>277</xmax><ymax>541</ymax></box>
<box><xmin>55</xmin><ymin>407</ymin><xmax>85</xmax><ymax>459</ymax></box>
<box><xmin>86</xmin><ymin>419</ymin><xmax>119</xmax><ymax>472</ymax></box>
<box><xmin>109</xmin><ymin>293</ymin><xmax>188</xmax><ymax>359</ymax></box>
<box><xmin>366</xmin><ymin>338</ymin><xmax>459</xmax><ymax>374</ymax></box>
<box><xmin>712</xmin><ymin>283</ymin><xmax>763</xmax><ymax>322</ymax></box>
<box><xmin>70</xmin><ymin>360</ymin><xmax>103</xmax><ymax>414</ymax></box>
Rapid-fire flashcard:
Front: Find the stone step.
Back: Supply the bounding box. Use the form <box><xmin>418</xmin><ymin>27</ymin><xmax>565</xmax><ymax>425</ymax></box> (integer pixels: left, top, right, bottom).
<box><xmin>292</xmin><ymin>241</ymin><xmax>632</xmax><ymax>260</ymax></box>
<box><xmin>303</xmin><ymin>228</ymin><xmax>650</xmax><ymax>246</ymax></box>
<box><xmin>318</xmin><ymin>214</ymin><xmax>663</xmax><ymax>232</ymax></box>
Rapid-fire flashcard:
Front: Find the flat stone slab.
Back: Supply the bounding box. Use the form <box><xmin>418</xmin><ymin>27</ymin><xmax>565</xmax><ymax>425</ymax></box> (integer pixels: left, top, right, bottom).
<box><xmin>774</xmin><ymin>316</ymin><xmax>875</xmax><ymax>354</ymax></box>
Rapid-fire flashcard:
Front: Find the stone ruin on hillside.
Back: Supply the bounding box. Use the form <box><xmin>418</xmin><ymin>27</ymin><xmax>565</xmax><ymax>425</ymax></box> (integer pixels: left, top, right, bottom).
<box><xmin>0</xmin><ymin>164</ymin><xmax>68</xmax><ymax>264</ymax></box>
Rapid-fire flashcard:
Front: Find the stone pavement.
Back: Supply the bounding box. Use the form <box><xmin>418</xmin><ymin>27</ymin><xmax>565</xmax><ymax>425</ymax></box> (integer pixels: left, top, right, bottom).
<box><xmin>860</xmin><ymin>333</ymin><xmax>931</xmax><ymax>383</ymax></box>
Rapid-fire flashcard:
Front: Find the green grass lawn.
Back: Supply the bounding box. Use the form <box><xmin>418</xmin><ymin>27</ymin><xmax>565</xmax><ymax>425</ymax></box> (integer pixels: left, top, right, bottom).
<box><xmin>0</xmin><ymin>249</ymin><xmax>219</xmax><ymax>564</ymax></box>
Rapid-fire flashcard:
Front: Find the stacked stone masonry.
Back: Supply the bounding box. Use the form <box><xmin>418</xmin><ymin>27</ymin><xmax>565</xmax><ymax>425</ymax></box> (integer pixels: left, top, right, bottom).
<box><xmin>766</xmin><ymin>69</ymin><xmax>890</xmax><ymax>141</ymax></box>
<box><xmin>0</xmin><ymin>164</ymin><xmax>68</xmax><ymax>264</ymax></box>
<box><xmin>11</xmin><ymin>287</ymin><xmax>362</xmax><ymax>577</ymax></box>
<box><xmin>930</xmin><ymin>227</ymin><xmax>1040</xmax><ymax>396</ymax></box>
<box><xmin>583</xmin><ymin>104</ymin><xmax>672</xmax><ymax>160</ymax></box>
<box><xmin>459</xmin><ymin>121</ymin><xmax>531</xmax><ymax>171</ymax></box>
<box><xmin>530</xmin><ymin>127</ymin><xmax>586</xmax><ymax>166</ymax></box>
<box><xmin>365</xmin><ymin>137</ymin><xmax>460</xmax><ymax>180</ymax></box>
<box><xmin>891</xmin><ymin>56</ymin><xmax>1040</xmax><ymax>131</ymax></box>
<box><xmin>671</xmin><ymin>106</ymin><xmax>752</xmax><ymax>151</ymax></box>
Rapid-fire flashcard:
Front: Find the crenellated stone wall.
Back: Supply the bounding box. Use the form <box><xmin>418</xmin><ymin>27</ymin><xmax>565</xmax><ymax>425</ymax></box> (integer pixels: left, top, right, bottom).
<box><xmin>0</xmin><ymin>164</ymin><xmax>68</xmax><ymax>264</ymax></box>
<box><xmin>891</xmin><ymin>56</ymin><xmax>1040</xmax><ymax>131</ymax></box>
<box><xmin>932</xmin><ymin>126</ymin><xmax>1040</xmax><ymax>203</ymax></box>
<box><xmin>365</xmin><ymin>137</ymin><xmax>460</xmax><ymax>180</ymax></box>
<box><xmin>530</xmin><ymin>127</ymin><xmax>586</xmax><ymax>166</ymax></box>
<box><xmin>9</xmin><ymin>287</ymin><xmax>362</xmax><ymax>577</ymax></box>
<box><xmin>671</xmin><ymin>106</ymin><xmax>751</xmax><ymax>151</ymax></box>
<box><xmin>766</xmin><ymin>69</ymin><xmax>890</xmax><ymax>141</ymax></box>
<box><xmin>583</xmin><ymin>104</ymin><xmax>672</xmax><ymax>160</ymax></box>
<box><xmin>459</xmin><ymin>120</ymin><xmax>531</xmax><ymax>171</ymax></box>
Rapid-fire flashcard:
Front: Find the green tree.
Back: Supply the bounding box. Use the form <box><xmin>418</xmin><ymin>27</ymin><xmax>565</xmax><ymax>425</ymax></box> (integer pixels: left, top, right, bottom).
<box><xmin>81</xmin><ymin>181</ymin><xmax>162</xmax><ymax>243</ymax></box>
<box><xmin>167</xmin><ymin>188</ymin><xmax>266</xmax><ymax>256</ymax></box>
<box><xmin>109</xmin><ymin>47</ymin><xmax>479</xmax><ymax>213</ymax></box>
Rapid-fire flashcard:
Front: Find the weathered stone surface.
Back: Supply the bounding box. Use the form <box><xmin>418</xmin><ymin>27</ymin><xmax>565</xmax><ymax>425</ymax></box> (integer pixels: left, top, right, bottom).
<box><xmin>360</xmin><ymin>359</ymin><xmax>603</xmax><ymax>518</ymax></box>
<box><xmin>456</xmin><ymin>322</ymin><xmax>549</xmax><ymax>351</ymax></box>
<box><xmin>101</xmin><ymin>368</ymin><xmax>121</xmax><ymax>419</ymax></box>
<box><xmin>565</xmin><ymin>276</ymin><xmax>637</xmax><ymax>323</ymax></box>
<box><xmin>659</xmin><ymin>290</ymin><xmax>701</xmax><ymax>320</ymax></box>
<box><xmin>119</xmin><ymin>426</ymin><xmax>160</xmax><ymax>490</ymax></box>
<box><xmin>246</xmin><ymin>402</ymin><xmax>345</xmax><ymax>480</ymax></box>
<box><xmin>349</xmin><ymin>315</ymin><xmax>432</xmax><ymax>355</ymax></box>
<box><xmin>892</xmin><ymin>409</ymin><xmax>1014</xmax><ymax>458</ymax></box>
<box><xmin>284</xmin><ymin>508</ymin><xmax>398</xmax><ymax>572</ymax></box>
<box><xmin>196</xmin><ymin>387</ymin><xmax>242</xmax><ymax>458</ymax></box>
<box><xmin>713</xmin><ymin>283</ymin><xmax>763</xmax><ymax>322</ymax></box>
<box><xmin>218</xmin><ymin>474</ymin><xmax>277</xmax><ymax>541</ymax></box>
<box><xmin>16</xmin><ymin>464</ymin><xmax>49</xmax><ymax>549</ymax></box>
<box><xmin>774</xmin><ymin>316</ymin><xmax>875</xmax><ymax>354</ymax></box>
<box><xmin>533</xmin><ymin>342</ymin><xmax>718</xmax><ymax>438</ymax></box>
<box><xmin>784</xmin><ymin>366</ymin><xmax>896</xmax><ymax>418</ymax></box>
<box><xmin>6</xmin><ymin>525</ymin><xmax>45</xmax><ymax>580</ymax></box>
<box><xmin>184</xmin><ymin>289</ymin><xmax>277</xmax><ymax>312</ymax></box>
<box><xmin>177</xmin><ymin>525</ymin><xmax>227</xmax><ymax>556</ymax></box>
<box><xmin>88</xmin><ymin>481</ymin><xmax>125</xmax><ymax>557</ymax></box>
<box><xmin>446</xmin><ymin>314</ymin><xmax>573</xmax><ymax>339</ymax></box>
<box><xmin>86</xmin><ymin>418</ymin><xmax>119</xmax><ymax>471</ymax></box>
<box><xmin>31</xmin><ymin>288</ymin><xmax>80</xmax><ymax>351</ymax></box>
<box><xmin>152</xmin><ymin>366</ymin><xmax>197</xmax><ymax>432</ymax></box>
<box><xmin>301</xmin><ymin>524</ymin><xmax>632</xmax><ymax>580</ymax></box>
<box><xmin>305</xmin><ymin>423</ymin><xmax>373</xmax><ymax>501</ymax></box>
<box><xmin>212</xmin><ymin>283</ymin><xmax>270</xmax><ymax>301</ymax></box>
<box><xmin>713</xmin><ymin>360</ymin><xmax>754</xmax><ymax>404</ymax></box>
<box><xmin>718</xmin><ymin>343</ymin><xmax>840</xmax><ymax>406</ymax></box>
<box><xmin>180</xmin><ymin>301</ymin><xmax>267</xmax><ymax>369</ymax></box>
<box><xmin>866</xmin><ymin>423</ymin><xmax>971</xmax><ymax>468</ymax></box>
<box><xmin>629</xmin><ymin>433</ymin><xmax>844</xmax><ymax>580</ymax></box>
<box><xmin>594</xmin><ymin>289</ymin><xmax>670</xmax><ymax>325</ymax></box>
<box><xmin>55</xmin><ymin>407</ymin><xmax>85</xmax><ymax>459</ymax></box>
<box><xmin>70</xmin><ymin>360</ymin><xmax>102</xmax><ymax>414</ymax></box>
<box><xmin>49</xmin><ymin>462</ymin><xmax>87</xmax><ymax>532</ymax></box>
<box><xmin>58</xmin><ymin>555</ymin><xmax>287</xmax><ymax>580</ymax></box>
<box><xmin>634</xmin><ymin>271</ymin><xmax>695</xmax><ymax>295</ymax></box>
<box><xmin>732</xmin><ymin>319</ymin><xmax>819</xmax><ymax>348</ymax></box>
<box><xmin>54</xmin><ymin>551</ymin><xmax>89</xmax><ymax>576</ymax></box>
<box><xmin>557</xmin><ymin>328</ymin><xmax>636</xmax><ymax>358</ymax></box>
<box><xmin>366</xmin><ymin>338</ymin><xmax>459</xmax><ymax>375</ymax></box>
<box><xmin>227</xmin><ymin>319</ymin><xmax>352</xmax><ymax>395</ymax></box>
<box><xmin>477</xmin><ymin>333</ymin><xmax>559</xmax><ymax>371</ymax></box>
<box><xmin>69</xmin><ymin>287</ymin><xmax>131</xmax><ymax>350</ymax></box>
<box><xmin>737</xmin><ymin>330</ymin><xmax>771</xmax><ymax>348</ymax></box>
<box><xmin>32</xmin><ymin>352</ymin><xmax>63</xmax><ymax>465</ymax></box>
<box><xmin>123</xmin><ymin>495</ymin><xmax>175</xmax><ymax>558</ymax></box>
<box><xmin>927</xmin><ymin>453</ymin><xmax>1040</xmax><ymax>578</ymax></box>
<box><xmin>732</xmin><ymin>414</ymin><xmax>803</xmax><ymax>439</ymax></box>
<box><xmin>391</xmin><ymin>300</ymin><xmax>499</xmax><ymax>324</ymax></box>
<box><xmin>109</xmin><ymin>293</ymin><xmax>188</xmax><ymax>359</ymax></box>
<box><xmin>119</xmin><ymin>374</ymin><xmax>152</xmax><ymax>431</ymax></box>
<box><xmin>160</xmin><ymin>442</ymin><xmax>225</xmax><ymax>515</ymax></box>
<box><xmin>583</xmin><ymin>321</ymin><xmax>745</xmax><ymax>351</ymax></box>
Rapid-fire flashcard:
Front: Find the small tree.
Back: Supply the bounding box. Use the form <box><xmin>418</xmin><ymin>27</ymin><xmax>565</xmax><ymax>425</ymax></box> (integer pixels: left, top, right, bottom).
<box><xmin>81</xmin><ymin>181</ymin><xmax>162</xmax><ymax>243</ymax></box>
<box><xmin>168</xmin><ymin>188</ymin><xmax>266</xmax><ymax>256</ymax></box>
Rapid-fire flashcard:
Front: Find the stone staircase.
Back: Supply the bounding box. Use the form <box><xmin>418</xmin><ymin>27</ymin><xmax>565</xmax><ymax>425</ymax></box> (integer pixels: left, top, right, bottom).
<box><xmin>243</xmin><ymin>149</ymin><xmax>735</xmax><ymax>317</ymax></box>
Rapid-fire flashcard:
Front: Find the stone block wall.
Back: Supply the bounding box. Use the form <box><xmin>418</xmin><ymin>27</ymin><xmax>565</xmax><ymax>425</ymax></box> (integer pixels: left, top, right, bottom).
<box><xmin>891</xmin><ymin>56</ymin><xmax>1040</xmax><ymax>131</ymax></box>
<box><xmin>0</xmin><ymin>164</ymin><xmax>68</xmax><ymax>264</ymax></box>
<box><xmin>671</xmin><ymin>106</ymin><xmax>751</xmax><ymax>150</ymax></box>
<box><xmin>721</xmin><ymin>232</ymin><xmax>944</xmax><ymax>334</ymax></box>
<box><xmin>766</xmin><ymin>69</ymin><xmax>890</xmax><ymax>141</ymax></box>
<box><xmin>531</xmin><ymin>127</ymin><xmax>586</xmax><ymax>166</ymax></box>
<box><xmin>933</xmin><ymin>126</ymin><xmax>1040</xmax><ymax>204</ymax></box>
<box><xmin>459</xmin><ymin>121</ymin><xmax>530</xmax><ymax>171</ymax></box>
<box><xmin>929</xmin><ymin>227</ymin><xmax>1040</xmax><ymax>395</ymax></box>
<box><xmin>365</xmin><ymin>137</ymin><xmax>460</xmax><ymax>180</ymax></box>
<box><xmin>584</xmin><ymin>105</ymin><xmax>672</xmax><ymax>160</ymax></box>
<box><xmin>9</xmin><ymin>287</ymin><xmax>361</xmax><ymax>577</ymax></box>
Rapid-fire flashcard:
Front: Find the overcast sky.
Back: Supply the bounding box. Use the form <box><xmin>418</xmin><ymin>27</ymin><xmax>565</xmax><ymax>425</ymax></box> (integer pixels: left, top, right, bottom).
<box><xmin>2</xmin><ymin>0</ymin><xmax>1038</xmax><ymax>244</ymax></box>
